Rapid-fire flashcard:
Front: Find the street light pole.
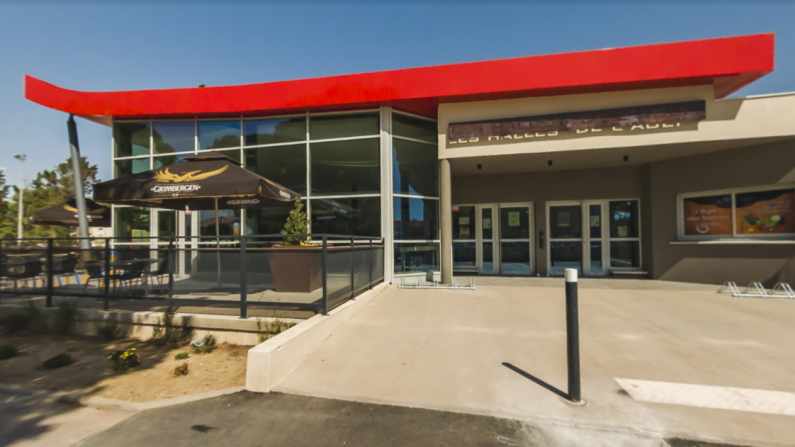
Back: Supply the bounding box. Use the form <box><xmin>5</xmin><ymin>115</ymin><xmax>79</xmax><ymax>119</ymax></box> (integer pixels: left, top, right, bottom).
<box><xmin>13</xmin><ymin>154</ymin><xmax>26</xmax><ymax>241</ymax></box>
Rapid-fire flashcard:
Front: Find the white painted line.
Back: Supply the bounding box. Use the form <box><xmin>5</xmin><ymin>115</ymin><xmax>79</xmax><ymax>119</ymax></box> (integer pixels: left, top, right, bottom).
<box><xmin>615</xmin><ymin>378</ymin><xmax>795</xmax><ymax>416</ymax></box>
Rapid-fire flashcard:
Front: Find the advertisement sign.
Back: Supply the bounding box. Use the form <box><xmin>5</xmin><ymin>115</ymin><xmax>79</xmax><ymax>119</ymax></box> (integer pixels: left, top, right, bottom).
<box><xmin>735</xmin><ymin>190</ymin><xmax>795</xmax><ymax>234</ymax></box>
<box><xmin>509</xmin><ymin>212</ymin><xmax>521</xmax><ymax>227</ymax></box>
<box><xmin>683</xmin><ymin>195</ymin><xmax>733</xmax><ymax>236</ymax></box>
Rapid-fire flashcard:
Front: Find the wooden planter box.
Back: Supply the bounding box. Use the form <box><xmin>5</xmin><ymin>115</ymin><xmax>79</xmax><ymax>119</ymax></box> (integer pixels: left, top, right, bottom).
<box><xmin>270</xmin><ymin>246</ymin><xmax>323</xmax><ymax>293</ymax></box>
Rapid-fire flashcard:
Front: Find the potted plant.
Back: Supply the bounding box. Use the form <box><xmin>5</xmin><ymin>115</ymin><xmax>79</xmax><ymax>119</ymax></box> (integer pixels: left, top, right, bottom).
<box><xmin>270</xmin><ymin>199</ymin><xmax>323</xmax><ymax>293</ymax></box>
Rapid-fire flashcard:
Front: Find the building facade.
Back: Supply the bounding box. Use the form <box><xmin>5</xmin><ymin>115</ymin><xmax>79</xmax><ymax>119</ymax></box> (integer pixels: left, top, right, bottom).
<box><xmin>25</xmin><ymin>33</ymin><xmax>795</xmax><ymax>285</ymax></box>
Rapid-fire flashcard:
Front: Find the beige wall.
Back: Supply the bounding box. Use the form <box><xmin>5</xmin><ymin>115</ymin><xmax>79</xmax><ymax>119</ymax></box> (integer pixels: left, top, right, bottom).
<box><xmin>438</xmin><ymin>87</ymin><xmax>795</xmax><ymax>160</ymax></box>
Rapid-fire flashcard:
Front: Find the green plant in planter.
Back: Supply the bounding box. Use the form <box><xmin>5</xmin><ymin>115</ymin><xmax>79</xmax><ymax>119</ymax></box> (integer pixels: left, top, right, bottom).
<box><xmin>280</xmin><ymin>198</ymin><xmax>309</xmax><ymax>246</ymax></box>
<box><xmin>43</xmin><ymin>353</ymin><xmax>73</xmax><ymax>369</ymax></box>
<box><xmin>0</xmin><ymin>345</ymin><xmax>18</xmax><ymax>360</ymax></box>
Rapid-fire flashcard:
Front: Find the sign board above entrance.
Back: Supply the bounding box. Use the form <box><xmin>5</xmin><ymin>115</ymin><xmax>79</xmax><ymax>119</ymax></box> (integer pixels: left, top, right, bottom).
<box><xmin>447</xmin><ymin>100</ymin><xmax>706</xmax><ymax>146</ymax></box>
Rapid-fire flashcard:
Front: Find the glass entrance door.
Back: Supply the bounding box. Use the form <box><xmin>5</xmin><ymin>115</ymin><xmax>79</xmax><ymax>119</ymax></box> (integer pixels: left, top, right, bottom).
<box><xmin>478</xmin><ymin>205</ymin><xmax>497</xmax><ymax>274</ymax></box>
<box><xmin>548</xmin><ymin>203</ymin><xmax>583</xmax><ymax>275</ymax></box>
<box><xmin>499</xmin><ymin>204</ymin><xmax>533</xmax><ymax>275</ymax></box>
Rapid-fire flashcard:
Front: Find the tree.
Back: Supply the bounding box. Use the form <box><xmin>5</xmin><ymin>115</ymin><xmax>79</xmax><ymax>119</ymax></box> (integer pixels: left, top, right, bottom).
<box><xmin>0</xmin><ymin>170</ymin><xmax>12</xmax><ymax>239</ymax></box>
<box><xmin>280</xmin><ymin>198</ymin><xmax>309</xmax><ymax>245</ymax></box>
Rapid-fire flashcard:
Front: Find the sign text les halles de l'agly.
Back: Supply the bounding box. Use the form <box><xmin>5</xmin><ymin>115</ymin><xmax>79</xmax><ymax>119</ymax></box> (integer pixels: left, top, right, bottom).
<box><xmin>447</xmin><ymin>100</ymin><xmax>706</xmax><ymax>145</ymax></box>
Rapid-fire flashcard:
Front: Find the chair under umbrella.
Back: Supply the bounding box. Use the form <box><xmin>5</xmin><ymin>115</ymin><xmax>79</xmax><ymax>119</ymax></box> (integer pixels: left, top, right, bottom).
<box><xmin>32</xmin><ymin>198</ymin><xmax>111</xmax><ymax>227</ymax></box>
<box><xmin>93</xmin><ymin>151</ymin><xmax>301</xmax><ymax>286</ymax></box>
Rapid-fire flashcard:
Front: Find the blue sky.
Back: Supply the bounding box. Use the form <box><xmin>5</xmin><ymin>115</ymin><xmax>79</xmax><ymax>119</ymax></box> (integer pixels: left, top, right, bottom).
<box><xmin>1</xmin><ymin>1</ymin><xmax>794</xmax><ymax>187</ymax></box>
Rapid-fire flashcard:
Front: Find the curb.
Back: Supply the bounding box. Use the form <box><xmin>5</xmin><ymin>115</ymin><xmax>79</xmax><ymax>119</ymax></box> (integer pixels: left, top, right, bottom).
<box><xmin>0</xmin><ymin>383</ymin><xmax>245</xmax><ymax>412</ymax></box>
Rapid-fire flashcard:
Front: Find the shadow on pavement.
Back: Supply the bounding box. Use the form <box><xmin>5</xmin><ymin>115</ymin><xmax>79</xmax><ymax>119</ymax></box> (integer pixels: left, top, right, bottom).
<box><xmin>0</xmin><ymin>393</ymin><xmax>76</xmax><ymax>447</ymax></box>
<box><xmin>502</xmin><ymin>362</ymin><xmax>569</xmax><ymax>400</ymax></box>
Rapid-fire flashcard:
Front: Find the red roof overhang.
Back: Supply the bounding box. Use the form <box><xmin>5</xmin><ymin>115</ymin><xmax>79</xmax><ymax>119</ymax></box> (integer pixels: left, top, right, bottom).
<box><xmin>24</xmin><ymin>33</ymin><xmax>774</xmax><ymax>124</ymax></box>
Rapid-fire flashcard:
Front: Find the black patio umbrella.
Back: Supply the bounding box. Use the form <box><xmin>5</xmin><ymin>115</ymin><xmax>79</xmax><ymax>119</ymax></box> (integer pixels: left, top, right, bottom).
<box><xmin>93</xmin><ymin>151</ymin><xmax>301</xmax><ymax>285</ymax></box>
<box><xmin>32</xmin><ymin>198</ymin><xmax>111</xmax><ymax>227</ymax></box>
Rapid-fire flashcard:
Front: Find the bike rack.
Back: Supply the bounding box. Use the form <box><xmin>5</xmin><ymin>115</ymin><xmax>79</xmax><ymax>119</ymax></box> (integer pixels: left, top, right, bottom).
<box><xmin>718</xmin><ymin>281</ymin><xmax>794</xmax><ymax>299</ymax></box>
<box><xmin>398</xmin><ymin>276</ymin><xmax>476</xmax><ymax>290</ymax></box>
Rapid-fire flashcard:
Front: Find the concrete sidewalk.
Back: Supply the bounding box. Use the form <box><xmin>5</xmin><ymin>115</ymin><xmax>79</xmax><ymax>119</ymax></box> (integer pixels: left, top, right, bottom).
<box><xmin>274</xmin><ymin>278</ymin><xmax>795</xmax><ymax>446</ymax></box>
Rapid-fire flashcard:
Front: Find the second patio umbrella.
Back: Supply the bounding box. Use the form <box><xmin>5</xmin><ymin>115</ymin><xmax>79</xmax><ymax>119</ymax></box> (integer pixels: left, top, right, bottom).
<box><xmin>32</xmin><ymin>198</ymin><xmax>111</xmax><ymax>227</ymax></box>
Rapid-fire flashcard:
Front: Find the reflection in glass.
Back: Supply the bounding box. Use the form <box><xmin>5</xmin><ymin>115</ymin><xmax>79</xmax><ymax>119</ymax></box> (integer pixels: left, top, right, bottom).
<box><xmin>310</xmin><ymin>197</ymin><xmax>381</xmax><ymax>237</ymax></box>
<box><xmin>310</xmin><ymin>139</ymin><xmax>380</xmax><ymax>195</ymax></box>
<box><xmin>310</xmin><ymin>113</ymin><xmax>379</xmax><ymax>140</ymax></box>
<box><xmin>589</xmin><ymin>204</ymin><xmax>602</xmax><ymax>239</ymax></box>
<box><xmin>158</xmin><ymin>211</ymin><xmax>177</xmax><ymax>241</ymax></box>
<box><xmin>392</xmin><ymin>113</ymin><xmax>437</xmax><ymax>143</ymax></box>
<box><xmin>153</xmin><ymin>122</ymin><xmax>194</xmax><ymax>154</ymax></box>
<box><xmin>114</xmin><ymin>122</ymin><xmax>150</xmax><ymax>157</ymax></box>
<box><xmin>610</xmin><ymin>241</ymin><xmax>640</xmax><ymax>268</ymax></box>
<box><xmin>198</xmin><ymin>121</ymin><xmax>241</xmax><ymax>150</ymax></box>
<box><xmin>246</xmin><ymin>202</ymin><xmax>305</xmax><ymax>235</ymax></box>
<box><xmin>453</xmin><ymin>242</ymin><xmax>476</xmax><ymax>269</ymax></box>
<box><xmin>482</xmin><ymin>208</ymin><xmax>493</xmax><ymax>240</ymax></box>
<box><xmin>452</xmin><ymin>206</ymin><xmax>475</xmax><ymax>240</ymax></box>
<box><xmin>394</xmin><ymin>243</ymin><xmax>439</xmax><ymax>273</ymax></box>
<box><xmin>244</xmin><ymin>118</ymin><xmax>305</xmax><ymax>146</ymax></box>
<box><xmin>393</xmin><ymin>197</ymin><xmax>438</xmax><ymax>240</ymax></box>
<box><xmin>115</xmin><ymin>158</ymin><xmax>150</xmax><ymax>178</ymax></box>
<box><xmin>500</xmin><ymin>242</ymin><xmax>530</xmax><ymax>275</ymax></box>
<box><xmin>245</xmin><ymin>144</ymin><xmax>306</xmax><ymax>195</ymax></box>
<box><xmin>500</xmin><ymin>207</ymin><xmax>530</xmax><ymax>239</ymax></box>
<box><xmin>392</xmin><ymin>139</ymin><xmax>438</xmax><ymax>197</ymax></box>
<box><xmin>482</xmin><ymin>242</ymin><xmax>494</xmax><ymax>272</ymax></box>
<box><xmin>609</xmin><ymin>200</ymin><xmax>639</xmax><ymax>238</ymax></box>
<box><xmin>154</xmin><ymin>153</ymin><xmax>190</xmax><ymax>169</ymax></box>
<box><xmin>199</xmin><ymin>210</ymin><xmax>241</xmax><ymax>238</ymax></box>
<box><xmin>735</xmin><ymin>189</ymin><xmax>795</xmax><ymax>235</ymax></box>
<box><xmin>114</xmin><ymin>207</ymin><xmax>150</xmax><ymax>241</ymax></box>
<box><xmin>550</xmin><ymin>241</ymin><xmax>582</xmax><ymax>275</ymax></box>
<box><xmin>590</xmin><ymin>241</ymin><xmax>603</xmax><ymax>274</ymax></box>
<box><xmin>550</xmin><ymin>206</ymin><xmax>582</xmax><ymax>239</ymax></box>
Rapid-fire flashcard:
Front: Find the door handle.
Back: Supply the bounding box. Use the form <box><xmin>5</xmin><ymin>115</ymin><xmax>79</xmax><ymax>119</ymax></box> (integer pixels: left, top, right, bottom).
<box><xmin>539</xmin><ymin>230</ymin><xmax>545</xmax><ymax>249</ymax></box>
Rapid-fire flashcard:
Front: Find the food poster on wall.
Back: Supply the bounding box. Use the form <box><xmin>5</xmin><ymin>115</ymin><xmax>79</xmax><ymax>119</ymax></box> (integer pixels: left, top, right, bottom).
<box><xmin>735</xmin><ymin>189</ymin><xmax>795</xmax><ymax>234</ymax></box>
<box><xmin>683</xmin><ymin>194</ymin><xmax>733</xmax><ymax>235</ymax></box>
<box><xmin>508</xmin><ymin>212</ymin><xmax>521</xmax><ymax>227</ymax></box>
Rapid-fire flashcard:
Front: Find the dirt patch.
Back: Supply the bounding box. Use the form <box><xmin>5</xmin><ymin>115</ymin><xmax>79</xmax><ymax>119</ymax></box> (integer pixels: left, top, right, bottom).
<box><xmin>0</xmin><ymin>333</ymin><xmax>248</xmax><ymax>403</ymax></box>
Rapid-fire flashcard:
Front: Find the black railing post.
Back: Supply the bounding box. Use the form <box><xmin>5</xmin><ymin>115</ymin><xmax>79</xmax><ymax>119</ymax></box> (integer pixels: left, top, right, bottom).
<box><xmin>240</xmin><ymin>235</ymin><xmax>248</xmax><ymax>319</ymax></box>
<box><xmin>103</xmin><ymin>238</ymin><xmax>111</xmax><ymax>311</ymax></box>
<box><xmin>45</xmin><ymin>238</ymin><xmax>54</xmax><ymax>308</ymax></box>
<box><xmin>167</xmin><ymin>237</ymin><xmax>175</xmax><ymax>302</ymax></box>
<box><xmin>322</xmin><ymin>236</ymin><xmax>328</xmax><ymax>316</ymax></box>
<box><xmin>369</xmin><ymin>238</ymin><xmax>373</xmax><ymax>289</ymax></box>
<box><xmin>350</xmin><ymin>237</ymin><xmax>355</xmax><ymax>299</ymax></box>
<box><xmin>565</xmin><ymin>268</ymin><xmax>581</xmax><ymax>403</ymax></box>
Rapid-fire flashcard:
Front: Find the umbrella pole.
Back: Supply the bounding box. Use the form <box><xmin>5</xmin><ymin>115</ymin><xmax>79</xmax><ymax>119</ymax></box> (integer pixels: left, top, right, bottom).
<box><xmin>215</xmin><ymin>198</ymin><xmax>221</xmax><ymax>288</ymax></box>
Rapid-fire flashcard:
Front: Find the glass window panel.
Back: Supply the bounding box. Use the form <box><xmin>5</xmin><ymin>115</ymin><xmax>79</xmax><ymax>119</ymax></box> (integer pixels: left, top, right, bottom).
<box><xmin>590</xmin><ymin>241</ymin><xmax>603</xmax><ymax>274</ymax></box>
<box><xmin>453</xmin><ymin>242</ymin><xmax>476</xmax><ymax>269</ymax></box>
<box><xmin>244</xmin><ymin>117</ymin><xmax>305</xmax><ymax>146</ymax></box>
<box><xmin>114</xmin><ymin>207</ymin><xmax>150</xmax><ymax>242</ymax></box>
<box><xmin>610</xmin><ymin>241</ymin><xmax>640</xmax><ymax>268</ymax></box>
<box><xmin>500</xmin><ymin>241</ymin><xmax>531</xmax><ymax>275</ymax></box>
<box><xmin>153</xmin><ymin>153</ymin><xmax>191</xmax><ymax>169</ymax></box>
<box><xmin>609</xmin><ymin>200</ymin><xmax>639</xmax><ymax>238</ymax></box>
<box><xmin>550</xmin><ymin>241</ymin><xmax>582</xmax><ymax>275</ymax></box>
<box><xmin>394</xmin><ymin>243</ymin><xmax>439</xmax><ymax>274</ymax></box>
<box><xmin>482</xmin><ymin>208</ymin><xmax>493</xmax><ymax>240</ymax></box>
<box><xmin>198</xmin><ymin>121</ymin><xmax>241</xmax><ymax>150</ymax></box>
<box><xmin>214</xmin><ymin>149</ymin><xmax>241</xmax><ymax>164</ymax></box>
<box><xmin>199</xmin><ymin>209</ymin><xmax>241</xmax><ymax>238</ymax></box>
<box><xmin>392</xmin><ymin>139</ymin><xmax>438</xmax><ymax>197</ymax></box>
<box><xmin>549</xmin><ymin>206</ymin><xmax>582</xmax><ymax>239</ymax></box>
<box><xmin>482</xmin><ymin>242</ymin><xmax>494</xmax><ymax>272</ymax></box>
<box><xmin>589</xmin><ymin>204</ymin><xmax>603</xmax><ymax>239</ymax></box>
<box><xmin>452</xmin><ymin>206</ymin><xmax>475</xmax><ymax>240</ymax></box>
<box><xmin>245</xmin><ymin>201</ymin><xmax>306</xmax><ymax>236</ymax></box>
<box><xmin>115</xmin><ymin>158</ymin><xmax>150</xmax><ymax>178</ymax></box>
<box><xmin>153</xmin><ymin>122</ymin><xmax>194</xmax><ymax>154</ymax></box>
<box><xmin>682</xmin><ymin>194</ymin><xmax>732</xmax><ymax>236</ymax></box>
<box><xmin>310</xmin><ymin>197</ymin><xmax>381</xmax><ymax>237</ymax></box>
<box><xmin>245</xmin><ymin>144</ymin><xmax>306</xmax><ymax>195</ymax></box>
<box><xmin>310</xmin><ymin>139</ymin><xmax>380</xmax><ymax>195</ymax></box>
<box><xmin>735</xmin><ymin>189</ymin><xmax>795</xmax><ymax>235</ymax></box>
<box><xmin>310</xmin><ymin>113</ymin><xmax>379</xmax><ymax>140</ymax></box>
<box><xmin>392</xmin><ymin>113</ymin><xmax>437</xmax><ymax>143</ymax></box>
<box><xmin>393</xmin><ymin>197</ymin><xmax>438</xmax><ymax>240</ymax></box>
<box><xmin>158</xmin><ymin>210</ymin><xmax>177</xmax><ymax>241</ymax></box>
<box><xmin>114</xmin><ymin>122</ymin><xmax>150</xmax><ymax>157</ymax></box>
<box><xmin>500</xmin><ymin>207</ymin><xmax>531</xmax><ymax>239</ymax></box>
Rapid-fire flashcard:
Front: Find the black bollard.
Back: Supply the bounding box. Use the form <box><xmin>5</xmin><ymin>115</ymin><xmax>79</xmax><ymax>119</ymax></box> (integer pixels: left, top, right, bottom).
<box><xmin>565</xmin><ymin>268</ymin><xmax>581</xmax><ymax>403</ymax></box>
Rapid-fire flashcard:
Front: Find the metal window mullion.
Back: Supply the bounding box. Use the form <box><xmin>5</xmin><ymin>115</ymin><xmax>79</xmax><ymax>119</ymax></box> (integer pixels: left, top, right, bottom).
<box><xmin>309</xmin><ymin>135</ymin><xmax>381</xmax><ymax>144</ymax></box>
<box><xmin>391</xmin><ymin>109</ymin><xmax>437</xmax><ymax>122</ymax></box>
<box><xmin>306</xmin><ymin>113</ymin><xmax>311</xmax><ymax>231</ymax></box>
<box><xmin>393</xmin><ymin>193</ymin><xmax>440</xmax><ymax>200</ymax></box>
<box><xmin>243</xmin><ymin>140</ymin><xmax>308</xmax><ymax>150</ymax></box>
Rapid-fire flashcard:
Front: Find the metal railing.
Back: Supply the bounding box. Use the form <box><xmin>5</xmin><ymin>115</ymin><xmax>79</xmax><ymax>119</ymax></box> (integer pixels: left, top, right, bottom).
<box><xmin>0</xmin><ymin>234</ymin><xmax>385</xmax><ymax>318</ymax></box>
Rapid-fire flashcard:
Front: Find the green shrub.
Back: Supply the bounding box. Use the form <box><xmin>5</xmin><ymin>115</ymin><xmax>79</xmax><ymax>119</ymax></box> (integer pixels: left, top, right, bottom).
<box><xmin>0</xmin><ymin>345</ymin><xmax>18</xmax><ymax>360</ymax></box>
<box><xmin>97</xmin><ymin>323</ymin><xmax>125</xmax><ymax>341</ymax></box>
<box><xmin>174</xmin><ymin>352</ymin><xmax>189</xmax><ymax>361</ymax></box>
<box><xmin>108</xmin><ymin>348</ymin><xmax>140</xmax><ymax>371</ymax></box>
<box><xmin>256</xmin><ymin>315</ymin><xmax>297</xmax><ymax>343</ymax></box>
<box><xmin>280</xmin><ymin>198</ymin><xmax>309</xmax><ymax>246</ymax></box>
<box><xmin>151</xmin><ymin>304</ymin><xmax>193</xmax><ymax>345</ymax></box>
<box><xmin>193</xmin><ymin>334</ymin><xmax>217</xmax><ymax>354</ymax></box>
<box><xmin>51</xmin><ymin>300</ymin><xmax>80</xmax><ymax>335</ymax></box>
<box><xmin>1</xmin><ymin>302</ymin><xmax>48</xmax><ymax>333</ymax></box>
<box><xmin>172</xmin><ymin>363</ymin><xmax>189</xmax><ymax>377</ymax></box>
<box><xmin>43</xmin><ymin>353</ymin><xmax>73</xmax><ymax>369</ymax></box>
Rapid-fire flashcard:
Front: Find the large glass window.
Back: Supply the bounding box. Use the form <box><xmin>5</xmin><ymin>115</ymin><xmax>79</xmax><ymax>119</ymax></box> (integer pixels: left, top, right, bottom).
<box><xmin>245</xmin><ymin>202</ymin><xmax>305</xmax><ymax>236</ymax></box>
<box><xmin>153</xmin><ymin>154</ymin><xmax>190</xmax><ymax>169</ymax></box>
<box><xmin>198</xmin><ymin>121</ymin><xmax>241</xmax><ymax>150</ymax></box>
<box><xmin>199</xmin><ymin>210</ymin><xmax>241</xmax><ymax>238</ymax></box>
<box><xmin>310</xmin><ymin>113</ymin><xmax>379</xmax><ymax>140</ymax></box>
<box><xmin>157</xmin><ymin>210</ymin><xmax>177</xmax><ymax>241</ymax></box>
<box><xmin>609</xmin><ymin>201</ymin><xmax>640</xmax><ymax>238</ymax></box>
<box><xmin>115</xmin><ymin>158</ymin><xmax>150</xmax><ymax>178</ymax></box>
<box><xmin>549</xmin><ymin>205</ymin><xmax>582</xmax><ymax>239</ymax></box>
<box><xmin>114</xmin><ymin>207</ymin><xmax>150</xmax><ymax>241</ymax></box>
<box><xmin>310</xmin><ymin>139</ymin><xmax>380</xmax><ymax>195</ymax></box>
<box><xmin>392</xmin><ymin>113</ymin><xmax>437</xmax><ymax>143</ymax></box>
<box><xmin>153</xmin><ymin>122</ymin><xmax>194</xmax><ymax>154</ymax></box>
<box><xmin>244</xmin><ymin>117</ymin><xmax>305</xmax><ymax>146</ymax></box>
<box><xmin>245</xmin><ymin>144</ymin><xmax>306</xmax><ymax>195</ymax></box>
<box><xmin>392</xmin><ymin>139</ymin><xmax>438</xmax><ymax>197</ymax></box>
<box><xmin>310</xmin><ymin>197</ymin><xmax>380</xmax><ymax>237</ymax></box>
<box><xmin>679</xmin><ymin>186</ymin><xmax>795</xmax><ymax>239</ymax></box>
<box><xmin>394</xmin><ymin>243</ymin><xmax>439</xmax><ymax>273</ymax></box>
<box><xmin>452</xmin><ymin>206</ymin><xmax>475</xmax><ymax>240</ymax></box>
<box><xmin>393</xmin><ymin>197</ymin><xmax>438</xmax><ymax>240</ymax></box>
<box><xmin>610</xmin><ymin>241</ymin><xmax>640</xmax><ymax>268</ymax></box>
<box><xmin>114</xmin><ymin>122</ymin><xmax>150</xmax><ymax>157</ymax></box>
